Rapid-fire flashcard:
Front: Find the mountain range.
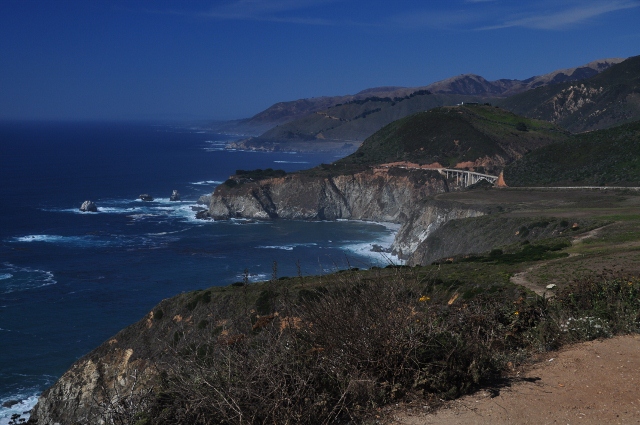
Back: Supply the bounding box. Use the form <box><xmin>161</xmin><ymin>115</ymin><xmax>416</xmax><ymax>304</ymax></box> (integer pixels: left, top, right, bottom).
<box><xmin>499</xmin><ymin>55</ymin><xmax>640</xmax><ymax>132</ymax></box>
<box><xmin>213</xmin><ymin>57</ymin><xmax>625</xmax><ymax>151</ymax></box>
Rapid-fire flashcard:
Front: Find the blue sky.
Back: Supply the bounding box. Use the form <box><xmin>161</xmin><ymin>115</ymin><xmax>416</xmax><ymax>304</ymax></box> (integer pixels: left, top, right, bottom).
<box><xmin>1</xmin><ymin>0</ymin><xmax>638</xmax><ymax>121</ymax></box>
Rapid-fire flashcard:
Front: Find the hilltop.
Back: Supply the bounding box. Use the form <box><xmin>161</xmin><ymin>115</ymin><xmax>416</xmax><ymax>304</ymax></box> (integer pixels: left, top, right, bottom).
<box><xmin>333</xmin><ymin>105</ymin><xmax>569</xmax><ymax>174</ymax></box>
<box><xmin>500</xmin><ymin>55</ymin><xmax>640</xmax><ymax>132</ymax></box>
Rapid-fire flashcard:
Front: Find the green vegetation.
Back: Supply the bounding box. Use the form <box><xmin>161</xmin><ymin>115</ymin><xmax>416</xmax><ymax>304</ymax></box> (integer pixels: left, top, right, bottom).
<box><xmin>335</xmin><ymin>105</ymin><xmax>569</xmax><ymax>173</ymax></box>
<box><xmin>234</xmin><ymin>168</ymin><xmax>286</xmax><ymax>180</ymax></box>
<box><xmin>447</xmin><ymin>241</ymin><xmax>571</xmax><ymax>265</ymax></box>
<box><xmin>138</xmin><ymin>265</ymin><xmax>640</xmax><ymax>425</ymax></box>
<box><xmin>504</xmin><ymin>120</ymin><xmax>640</xmax><ymax>186</ymax></box>
<box><xmin>223</xmin><ymin>168</ymin><xmax>287</xmax><ymax>188</ymax></box>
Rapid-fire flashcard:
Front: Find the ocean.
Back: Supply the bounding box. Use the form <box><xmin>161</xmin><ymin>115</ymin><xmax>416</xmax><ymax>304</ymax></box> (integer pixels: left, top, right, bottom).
<box><xmin>0</xmin><ymin>121</ymin><xmax>400</xmax><ymax>423</ymax></box>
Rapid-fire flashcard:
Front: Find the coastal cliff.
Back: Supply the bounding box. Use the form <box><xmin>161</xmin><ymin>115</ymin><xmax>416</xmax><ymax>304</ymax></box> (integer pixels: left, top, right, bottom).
<box><xmin>29</xmin><ymin>308</ymin><xmax>163</xmax><ymax>425</ymax></box>
<box><xmin>208</xmin><ymin>167</ymin><xmax>490</xmax><ymax>261</ymax></box>
<box><xmin>209</xmin><ymin>167</ymin><xmax>452</xmax><ymax>222</ymax></box>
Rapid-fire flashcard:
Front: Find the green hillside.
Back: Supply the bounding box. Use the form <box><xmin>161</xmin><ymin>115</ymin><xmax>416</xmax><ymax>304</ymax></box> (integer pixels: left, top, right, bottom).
<box><xmin>500</xmin><ymin>55</ymin><xmax>640</xmax><ymax>132</ymax></box>
<box><xmin>335</xmin><ymin>105</ymin><xmax>569</xmax><ymax>173</ymax></box>
<box><xmin>504</xmin><ymin>120</ymin><xmax>640</xmax><ymax>186</ymax></box>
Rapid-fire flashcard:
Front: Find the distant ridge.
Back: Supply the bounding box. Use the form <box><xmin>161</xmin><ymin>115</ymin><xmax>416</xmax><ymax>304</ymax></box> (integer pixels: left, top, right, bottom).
<box><xmin>213</xmin><ymin>57</ymin><xmax>625</xmax><ymax>154</ymax></box>
<box><xmin>500</xmin><ymin>55</ymin><xmax>640</xmax><ymax>132</ymax></box>
<box><xmin>424</xmin><ymin>58</ymin><xmax>624</xmax><ymax>97</ymax></box>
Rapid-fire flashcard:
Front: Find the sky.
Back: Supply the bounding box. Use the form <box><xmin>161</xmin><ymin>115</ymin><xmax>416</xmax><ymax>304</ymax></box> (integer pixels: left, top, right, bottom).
<box><xmin>0</xmin><ymin>0</ymin><xmax>639</xmax><ymax>121</ymax></box>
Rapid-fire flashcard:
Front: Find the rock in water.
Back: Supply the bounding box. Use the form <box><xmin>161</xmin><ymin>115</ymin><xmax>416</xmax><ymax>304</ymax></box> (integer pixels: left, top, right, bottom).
<box><xmin>139</xmin><ymin>194</ymin><xmax>154</xmax><ymax>201</ymax></box>
<box><xmin>2</xmin><ymin>399</ymin><xmax>20</xmax><ymax>408</ymax></box>
<box><xmin>170</xmin><ymin>190</ymin><xmax>180</xmax><ymax>201</ymax></box>
<box><xmin>195</xmin><ymin>210</ymin><xmax>212</xmax><ymax>220</ymax></box>
<box><xmin>79</xmin><ymin>200</ymin><xmax>97</xmax><ymax>212</ymax></box>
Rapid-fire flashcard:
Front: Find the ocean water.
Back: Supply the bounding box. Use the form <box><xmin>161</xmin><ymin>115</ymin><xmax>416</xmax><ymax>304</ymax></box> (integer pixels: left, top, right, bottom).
<box><xmin>0</xmin><ymin>122</ymin><xmax>399</xmax><ymax>423</ymax></box>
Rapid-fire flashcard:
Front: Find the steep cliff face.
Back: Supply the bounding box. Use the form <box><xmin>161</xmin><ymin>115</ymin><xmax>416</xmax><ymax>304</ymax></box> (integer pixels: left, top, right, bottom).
<box><xmin>209</xmin><ymin>167</ymin><xmax>490</xmax><ymax>262</ymax></box>
<box><xmin>392</xmin><ymin>201</ymin><xmax>485</xmax><ymax>258</ymax></box>
<box><xmin>28</xmin><ymin>306</ymin><xmax>171</xmax><ymax>425</ymax></box>
<box><xmin>407</xmin><ymin>215</ymin><xmax>572</xmax><ymax>266</ymax></box>
<box><xmin>210</xmin><ymin>167</ymin><xmax>451</xmax><ymax>223</ymax></box>
<box><xmin>30</xmin><ymin>347</ymin><xmax>156</xmax><ymax>425</ymax></box>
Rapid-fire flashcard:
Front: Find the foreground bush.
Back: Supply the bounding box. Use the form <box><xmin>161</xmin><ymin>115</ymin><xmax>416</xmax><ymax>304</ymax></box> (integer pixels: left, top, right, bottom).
<box><xmin>137</xmin><ymin>271</ymin><xmax>640</xmax><ymax>425</ymax></box>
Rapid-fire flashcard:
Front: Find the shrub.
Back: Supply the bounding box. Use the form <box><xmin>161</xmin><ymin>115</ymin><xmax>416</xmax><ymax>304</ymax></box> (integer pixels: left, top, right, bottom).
<box><xmin>142</xmin><ymin>271</ymin><xmax>640</xmax><ymax>425</ymax></box>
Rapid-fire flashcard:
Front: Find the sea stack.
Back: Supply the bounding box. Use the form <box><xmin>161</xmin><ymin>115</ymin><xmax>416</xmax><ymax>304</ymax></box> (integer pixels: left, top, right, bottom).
<box><xmin>79</xmin><ymin>200</ymin><xmax>98</xmax><ymax>212</ymax></box>
<box><xmin>139</xmin><ymin>194</ymin><xmax>154</xmax><ymax>201</ymax></box>
<box><xmin>170</xmin><ymin>190</ymin><xmax>180</xmax><ymax>201</ymax></box>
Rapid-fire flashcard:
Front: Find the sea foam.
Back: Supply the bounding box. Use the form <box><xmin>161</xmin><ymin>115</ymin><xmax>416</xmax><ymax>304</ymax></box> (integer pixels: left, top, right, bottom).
<box><xmin>0</xmin><ymin>263</ymin><xmax>56</xmax><ymax>294</ymax></box>
<box><xmin>0</xmin><ymin>394</ymin><xmax>38</xmax><ymax>425</ymax></box>
<box><xmin>340</xmin><ymin>221</ymin><xmax>405</xmax><ymax>267</ymax></box>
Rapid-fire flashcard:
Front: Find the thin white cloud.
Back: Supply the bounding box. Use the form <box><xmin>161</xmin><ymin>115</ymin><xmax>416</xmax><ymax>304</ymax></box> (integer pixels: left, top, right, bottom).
<box><xmin>390</xmin><ymin>0</ymin><xmax>639</xmax><ymax>32</ymax></box>
<box><xmin>479</xmin><ymin>0</ymin><xmax>640</xmax><ymax>30</ymax></box>
<box><xmin>201</xmin><ymin>0</ymin><xmax>344</xmax><ymax>26</ymax></box>
<box><xmin>391</xmin><ymin>9</ymin><xmax>482</xmax><ymax>30</ymax></box>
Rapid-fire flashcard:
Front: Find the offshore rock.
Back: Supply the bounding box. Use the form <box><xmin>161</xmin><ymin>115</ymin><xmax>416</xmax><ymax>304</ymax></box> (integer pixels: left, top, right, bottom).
<box><xmin>170</xmin><ymin>190</ymin><xmax>180</xmax><ymax>201</ymax></box>
<box><xmin>139</xmin><ymin>194</ymin><xmax>154</xmax><ymax>202</ymax></box>
<box><xmin>195</xmin><ymin>209</ymin><xmax>212</xmax><ymax>220</ymax></box>
<box><xmin>79</xmin><ymin>200</ymin><xmax>98</xmax><ymax>212</ymax></box>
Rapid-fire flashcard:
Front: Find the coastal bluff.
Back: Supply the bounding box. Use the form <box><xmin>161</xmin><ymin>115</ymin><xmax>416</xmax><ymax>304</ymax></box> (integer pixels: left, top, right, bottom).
<box><xmin>207</xmin><ymin>167</ymin><xmax>486</xmax><ymax>260</ymax></box>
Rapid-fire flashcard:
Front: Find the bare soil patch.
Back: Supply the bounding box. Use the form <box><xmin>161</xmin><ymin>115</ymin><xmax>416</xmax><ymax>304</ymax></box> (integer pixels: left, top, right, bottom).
<box><xmin>387</xmin><ymin>335</ymin><xmax>640</xmax><ymax>424</ymax></box>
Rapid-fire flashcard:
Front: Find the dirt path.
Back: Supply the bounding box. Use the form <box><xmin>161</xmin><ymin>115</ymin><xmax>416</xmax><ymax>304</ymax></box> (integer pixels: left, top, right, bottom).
<box><xmin>509</xmin><ymin>225</ymin><xmax>612</xmax><ymax>296</ymax></box>
<box><xmin>510</xmin><ymin>263</ymin><xmax>548</xmax><ymax>296</ymax></box>
<box><xmin>387</xmin><ymin>335</ymin><xmax>640</xmax><ymax>424</ymax></box>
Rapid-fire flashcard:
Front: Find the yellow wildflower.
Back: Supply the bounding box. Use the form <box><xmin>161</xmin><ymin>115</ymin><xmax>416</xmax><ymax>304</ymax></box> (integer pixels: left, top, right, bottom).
<box><xmin>419</xmin><ymin>295</ymin><xmax>430</xmax><ymax>302</ymax></box>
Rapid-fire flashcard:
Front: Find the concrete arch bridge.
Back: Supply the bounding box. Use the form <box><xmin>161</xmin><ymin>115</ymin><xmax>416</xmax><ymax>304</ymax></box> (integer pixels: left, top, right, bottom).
<box><xmin>438</xmin><ymin>168</ymin><xmax>499</xmax><ymax>187</ymax></box>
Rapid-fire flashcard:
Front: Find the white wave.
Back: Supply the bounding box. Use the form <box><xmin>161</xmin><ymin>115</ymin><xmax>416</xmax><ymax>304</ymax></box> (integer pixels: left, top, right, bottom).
<box><xmin>11</xmin><ymin>234</ymin><xmax>111</xmax><ymax>248</ymax></box>
<box><xmin>126</xmin><ymin>213</ymin><xmax>157</xmax><ymax>221</ymax></box>
<box><xmin>97</xmin><ymin>206</ymin><xmax>145</xmax><ymax>214</ymax></box>
<box><xmin>44</xmin><ymin>206</ymin><xmax>145</xmax><ymax>215</ymax></box>
<box><xmin>228</xmin><ymin>218</ymin><xmax>271</xmax><ymax>226</ymax></box>
<box><xmin>0</xmin><ymin>263</ymin><xmax>56</xmax><ymax>294</ymax></box>
<box><xmin>256</xmin><ymin>242</ymin><xmax>317</xmax><ymax>251</ymax></box>
<box><xmin>146</xmin><ymin>197</ymin><xmax>190</xmax><ymax>205</ymax></box>
<box><xmin>0</xmin><ymin>273</ymin><xmax>12</xmax><ymax>280</ymax></box>
<box><xmin>234</xmin><ymin>272</ymin><xmax>268</xmax><ymax>283</ymax></box>
<box><xmin>0</xmin><ymin>395</ymin><xmax>38</xmax><ymax>425</ymax></box>
<box><xmin>146</xmin><ymin>229</ymin><xmax>189</xmax><ymax>236</ymax></box>
<box><xmin>340</xmin><ymin>221</ymin><xmax>405</xmax><ymax>267</ymax></box>
<box><xmin>190</xmin><ymin>180</ymin><xmax>223</xmax><ymax>186</ymax></box>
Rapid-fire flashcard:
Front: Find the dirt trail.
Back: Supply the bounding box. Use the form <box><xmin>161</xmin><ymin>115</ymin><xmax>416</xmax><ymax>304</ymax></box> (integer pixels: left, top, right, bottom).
<box><xmin>388</xmin><ymin>334</ymin><xmax>640</xmax><ymax>424</ymax></box>
<box><xmin>509</xmin><ymin>225</ymin><xmax>611</xmax><ymax>296</ymax></box>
